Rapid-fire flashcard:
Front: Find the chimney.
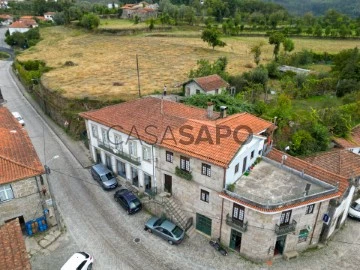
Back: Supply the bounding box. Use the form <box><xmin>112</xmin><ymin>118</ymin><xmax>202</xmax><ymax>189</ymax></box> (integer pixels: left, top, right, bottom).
<box><xmin>220</xmin><ymin>106</ymin><xmax>227</xmax><ymax>118</ymax></box>
<box><xmin>207</xmin><ymin>102</ymin><xmax>213</xmax><ymax>119</ymax></box>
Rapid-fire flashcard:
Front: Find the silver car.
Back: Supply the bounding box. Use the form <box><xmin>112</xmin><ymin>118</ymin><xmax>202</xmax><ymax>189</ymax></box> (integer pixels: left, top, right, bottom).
<box><xmin>144</xmin><ymin>216</ymin><xmax>185</xmax><ymax>245</ymax></box>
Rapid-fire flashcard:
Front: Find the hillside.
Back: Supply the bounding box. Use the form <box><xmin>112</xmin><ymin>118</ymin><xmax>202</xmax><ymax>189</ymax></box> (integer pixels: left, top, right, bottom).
<box><xmin>263</xmin><ymin>0</ymin><xmax>360</xmax><ymax>17</ymax></box>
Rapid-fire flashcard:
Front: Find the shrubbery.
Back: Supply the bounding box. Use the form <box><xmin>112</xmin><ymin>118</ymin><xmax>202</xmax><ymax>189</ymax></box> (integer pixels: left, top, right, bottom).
<box><xmin>5</xmin><ymin>28</ymin><xmax>41</xmax><ymax>49</ymax></box>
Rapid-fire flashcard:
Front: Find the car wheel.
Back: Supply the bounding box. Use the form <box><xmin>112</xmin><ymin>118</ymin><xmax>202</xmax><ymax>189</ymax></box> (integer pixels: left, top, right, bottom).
<box><xmin>88</xmin><ymin>263</ymin><xmax>93</xmax><ymax>270</ymax></box>
<box><xmin>168</xmin><ymin>240</ymin><xmax>174</xmax><ymax>245</ymax></box>
<box><xmin>147</xmin><ymin>228</ymin><xmax>152</xmax><ymax>233</ymax></box>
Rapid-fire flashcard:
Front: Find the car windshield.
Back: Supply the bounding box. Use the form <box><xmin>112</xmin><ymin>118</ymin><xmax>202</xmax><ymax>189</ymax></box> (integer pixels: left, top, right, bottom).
<box><xmin>172</xmin><ymin>226</ymin><xmax>183</xmax><ymax>238</ymax></box>
<box><xmin>351</xmin><ymin>202</ymin><xmax>360</xmax><ymax>211</ymax></box>
<box><xmin>101</xmin><ymin>172</ymin><xmax>114</xmax><ymax>182</ymax></box>
<box><xmin>154</xmin><ymin>218</ymin><xmax>165</xmax><ymax>227</ymax></box>
<box><xmin>129</xmin><ymin>199</ymin><xmax>140</xmax><ymax>209</ymax></box>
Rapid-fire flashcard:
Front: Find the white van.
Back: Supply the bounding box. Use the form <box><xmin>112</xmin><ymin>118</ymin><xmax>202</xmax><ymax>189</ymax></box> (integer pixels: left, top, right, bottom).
<box><xmin>11</xmin><ymin>112</ymin><xmax>25</xmax><ymax>126</ymax></box>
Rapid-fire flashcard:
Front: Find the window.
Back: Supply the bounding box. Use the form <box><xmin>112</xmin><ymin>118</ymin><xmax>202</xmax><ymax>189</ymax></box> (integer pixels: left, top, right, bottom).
<box><xmin>306</xmin><ymin>204</ymin><xmax>315</xmax><ymax>215</ymax></box>
<box><xmin>166</xmin><ymin>151</ymin><xmax>173</xmax><ymax>163</ymax></box>
<box><xmin>114</xmin><ymin>134</ymin><xmax>122</xmax><ymax>151</ymax></box>
<box><xmin>215</xmin><ymin>89</ymin><xmax>219</xmax><ymax>94</ymax></box>
<box><xmin>258</xmin><ymin>150</ymin><xmax>262</xmax><ymax>155</ymax></box>
<box><xmin>242</xmin><ymin>157</ymin><xmax>247</xmax><ymax>173</ymax></box>
<box><xmin>91</xmin><ymin>124</ymin><xmax>98</xmax><ymax>138</ymax></box>
<box><xmin>251</xmin><ymin>150</ymin><xmax>254</xmax><ymax>159</ymax></box>
<box><xmin>180</xmin><ymin>156</ymin><xmax>190</xmax><ymax>172</ymax></box>
<box><xmin>232</xmin><ymin>203</ymin><xmax>245</xmax><ymax>222</ymax></box>
<box><xmin>129</xmin><ymin>141</ymin><xmax>137</xmax><ymax>156</ymax></box>
<box><xmin>234</xmin><ymin>164</ymin><xmax>239</xmax><ymax>174</ymax></box>
<box><xmin>0</xmin><ymin>185</ymin><xmax>14</xmax><ymax>202</ymax></box>
<box><xmin>202</xmin><ymin>163</ymin><xmax>211</xmax><ymax>177</ymax></box>
<box><xmin>143</xmin><ymin>146</ymin><xmax>151</xmax><ymax>161</ymax></box>
<box><xmin>280</xmin><ymin>210</ymin><xmax>292</xmax><ymax>226</ymax></box>
<box><xmin>196</xmin><ymin>89</ymin><xmax>200</xmax><ymax>94</ymax></box>
<box><xmin>101</xmin><ymin>128</ymin><xmax>109</xmax><ymax>146</ymax></box>
<box><xmin>200</xmin><ymin>189</ymin><xmax>209</xmax><ymax>203</ymax></box>
<box><xmin>298</xmin><ymin>229</ymin><xmax>309</xmax><ymax>243</ymax></box>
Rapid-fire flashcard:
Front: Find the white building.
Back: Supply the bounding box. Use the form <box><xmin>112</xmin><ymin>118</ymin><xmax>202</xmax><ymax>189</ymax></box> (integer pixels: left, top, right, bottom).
<box><xmin>183</xmin><ymin>74</ymin><xmax>229</xmax><ymax>96</ymax></box>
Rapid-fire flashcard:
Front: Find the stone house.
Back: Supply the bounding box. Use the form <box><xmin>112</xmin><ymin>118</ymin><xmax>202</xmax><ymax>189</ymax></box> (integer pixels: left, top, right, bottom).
<box><xmin>0</xmin><ymin>107</ymin><xmax>49</xmax><ymax>228</ymax></box>
<box><xmin>0</xmin><ymin>14</ymin><xmax>12</xmax><ymax>26</ymax></box>
<box><xmin>183</xmin><ymin>74</ymin><xmax>229</xmax><ymax>97</ymax></box>
<box><xmin>333</xmin><ymin>125</ymin><xmax>360</xmax><ymax>155</ymax></box>
<box><xmin>8</xmin><ymin>18</ymin><xmax>38</xmax><ymax>35</ymax></box>
<box><xmin>121</xmin><ymin>2</ymin><xmax>159</xmax><ymax>21</ymax></box>
<box><xmin>0</xmin><ymin>219</ymin><xmax>31</xmax><ymax>270</ymax></box>
<box><xmin>44</xmin><ymin>12</ymin><xmax>56</xmax><ymax>22</ymax></box>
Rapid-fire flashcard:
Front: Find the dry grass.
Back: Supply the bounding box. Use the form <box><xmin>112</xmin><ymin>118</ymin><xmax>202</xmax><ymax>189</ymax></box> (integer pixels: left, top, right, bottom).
<box><xmin>17</xmin><ymin>26</ymin><xmax>360</xmax><ymax>101</ymax></box>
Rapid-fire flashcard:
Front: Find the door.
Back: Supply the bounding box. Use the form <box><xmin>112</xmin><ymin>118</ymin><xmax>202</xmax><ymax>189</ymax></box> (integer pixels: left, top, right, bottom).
<box><xmin>164</xmin><ymin>174</ymin><xmax>172</xmax><ymax>194</ymax></box>
<box><xmin>144</xmin><ymin>174</ymin><xmax>152</xmax><ymax>191</ymax></box>
<box><xmin>242</xmin><ymin>156</ymin><xmax>247</xmax><ymax>173</ymax></box>
<box><xmin>105</xmin><ymin>154</ymin><xmax>112</xmax><ymax>170</ymax></box>
<box><xmin>95</xmin><ymin>149</ymin><xmax>101</xmax><ymax>163</ymax></box>
<box><xmin>196</xmin><ymin>213</ymin><xmax>212</xmax><ymax>236</ymax></box>
<box><xmin>186</xmin><ymin>87</ymin><xmax>190</xmax><ymax>96</ymax></box>
<box><xmin>117</xmin><ymin>160</ymin><xmax>126</xmax><ymax>178</ymax></box>
<box><xmin>274</xmin><ymin>235</ymin><xmax>286</xmax><ymax>255</ymax></box>
<box><xmin>229</xmin><ymin>229</ymin><xmax>242</xmax><ymax>252</ymax></box>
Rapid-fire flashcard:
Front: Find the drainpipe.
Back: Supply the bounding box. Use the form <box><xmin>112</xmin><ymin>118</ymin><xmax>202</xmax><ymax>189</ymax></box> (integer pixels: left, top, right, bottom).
<box><xmin>310</xmin><ymin>201</ymin><xmax>322</xmax><ymax>245</ymax></box>
<box><xmin>35</xmin><ymin>176</ymin><xmax>45</xmax><ymax>212</ymax></box>
<box><xmin>152</xmin><ymin>144</ymin><xmax>156</xmax><ymax>193</ymax></box>
<box><xmin>219</xmin><ymin>167</ymin><xmax>227</xmax><ymax>241</ymax></box>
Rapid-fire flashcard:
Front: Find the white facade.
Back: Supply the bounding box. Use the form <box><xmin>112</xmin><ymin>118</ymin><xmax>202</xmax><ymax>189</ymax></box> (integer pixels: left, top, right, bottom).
<box><xmin>86</xmin><ymin>119</ymin><xmax>156</xmax><ymax>192</ymax></box>
<box><xmin>184</xmin><ymin>81</ymin><xmax>226</xmax><ymax>97</ymax></box>
<box><xmin>348</xmin><ymin>147</ymin><xmax>360</xmax><ymax>155</ymax></box>
<box><xmin>44</xmin><ymin>14</ymin><xmax>54</xmax><ymax>21</ymax></box>
<box><xmin>9</xmin><ymin>27</ymin><xmax>30</xmax><ymax>35</ymax></box>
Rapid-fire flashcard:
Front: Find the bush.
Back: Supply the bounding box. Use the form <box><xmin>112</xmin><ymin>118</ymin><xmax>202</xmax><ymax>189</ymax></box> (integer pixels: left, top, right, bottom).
<box><xmin>80</xmin><ymin>13</ymin><xmax>100</xmax><ymax>30</ymax></box>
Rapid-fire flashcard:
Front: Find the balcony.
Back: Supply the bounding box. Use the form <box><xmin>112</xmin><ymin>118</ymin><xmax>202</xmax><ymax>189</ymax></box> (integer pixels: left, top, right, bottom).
<box><xmin>175</xmin><ymin>166</ymin><xmax>192</xmax><ymax>181</ymax></box>
<box><xmin>98</xmin><ymin>141</ymin><xmax>140</xmax><ymax>166</ymax></box>
<box><xmin>275</xmin><ymin>220</ymin><xmax>297</xmax><ymax>235</ymax></box>
<box><xmin>226</xmin><ymin>214</ymin><xmax>248</xmax><ymax>233</ymax></box>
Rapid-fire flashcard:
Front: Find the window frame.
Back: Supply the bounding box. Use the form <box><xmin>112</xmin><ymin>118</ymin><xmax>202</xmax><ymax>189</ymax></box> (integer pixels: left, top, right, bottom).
<box><xmin>91</xmin><ymin>124</ymin><xmax>98</xmax><ymax>139</ymax></box>
<box><xmin>142</xmin><ymin>146</ymin><xmax>151</xmax><ymax>162</ymax></box>
<box><xmin>280</xmin><ymin>210</ymin><xmax>292</xmax><ymax>226</ymax></box>
<box><xmin>201</xmin><ymin>163</ymin><xmax>211</xmax><ymax>177</ymax></box>
<box><xmin>234</xmin><ymin>163</ymin><xmax>239</xmax><ymax>174</ymax></box>
<box><xmin>251</xmin><ymin>150</ymin><xmax>254</xmax><ymax>159</ymax></box>
<box><xmin>180</xmin><ymin>156</ymin><xmax>190</xmax><ymax>172</ymax></box>
<box><xmin>232</xmin><ymin>203</ymin><xmax>245</xmax><ymax>222</ymax></box>
<box><xmin>0</xmin><ymin>184</ymin><xmax>14</xmax><ymax>202</ymax></box>
<box><xmin>166</xmin><ymin>151</ymin><xmax>173</xmax><ymax>163</ymax></box>
<box><xmin>306</xmin><ymin>204</ymin><xmax>315</xmax><ymax>215</ymax></box>
<box><xmin>129</xmin><ymin>141</ymin><xmax>137</xmax><ymax>157</ymax></box>
<box><xmin>200</xmin><ymin>189</ymin><xmax>209</xmax><ymax>203</ymax></box>
<box><xmin>114</xmin><ymin>134</ymin><xmax>122</xmax><ymax>151</ymax></box>
<box><xmin>101</xmin><ymin>128</ymin><xmax>109</xmax><ymax>146</ymax></box>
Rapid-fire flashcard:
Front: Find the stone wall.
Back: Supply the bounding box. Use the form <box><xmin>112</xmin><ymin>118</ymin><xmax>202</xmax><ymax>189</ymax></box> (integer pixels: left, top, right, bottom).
<box><xmin>220</xmin><ymin>198</ymin><xmax>330</xmax><ymax>262</ymax></box>
<box><xmin>156</xmin><ymin>148</ymin><xmax>224</xmax><ymax>238</ymax></box>
<box><xmin>0</xmin><ymin>177</ymin><xmax>43</xmax><ymax>225</ymax></box>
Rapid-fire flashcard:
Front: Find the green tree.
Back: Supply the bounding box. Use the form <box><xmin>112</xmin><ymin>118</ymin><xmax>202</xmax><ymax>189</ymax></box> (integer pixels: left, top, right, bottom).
<box><xmin>313</xmin><ymin>24</ymin><xmax>322</xmax><ymax>37</ymax></box>
<box><xmin>80</xmin><ymin>13</ymin><xmax>100</xmax><ymax>30</ymax></box>
<box><xmin>201</xmin><ymin>26</ymin><xmax>226</xmax><ymax>50</ymax></box>
<box><xmin>189</xmin><ymin>57</ymin><xmax>229</xmax><ymax>80</ymax></box>
<box><xmin>283</xmin><ymin>38</ymin><xmax>294</xmax><ymax>54</ymax></box>
<box><xmin>268</xmin><ymin>31</ymin><xmax>284</xmax><ymax>61</ymax></box>
<box><xmin>290</xmin><ymin>130</ymin><xmax>315</xmax><ymax>156</ymax></box>
<box><xmin>325</xmin><ymin>26</ymin><xmax>331</xmax><ymax>36</ymax></box>
<box><xmin>250</xmin><ymin>41</ymin><xmax>264</xmax><ymax>66</ymax></box>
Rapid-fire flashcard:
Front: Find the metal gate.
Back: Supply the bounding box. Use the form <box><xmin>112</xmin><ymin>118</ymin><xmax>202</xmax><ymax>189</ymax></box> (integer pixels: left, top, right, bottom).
<box><xmin>196</xmin><ymin>213</ymin><xmax>212</xmax><ymax>236</ymax></box>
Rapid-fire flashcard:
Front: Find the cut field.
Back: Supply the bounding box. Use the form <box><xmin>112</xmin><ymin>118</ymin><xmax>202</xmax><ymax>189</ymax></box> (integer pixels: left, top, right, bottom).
<box><xmin>17</xmin><ymin>26</ymin><xmax>360</xmax><ymax>101</ymax></box>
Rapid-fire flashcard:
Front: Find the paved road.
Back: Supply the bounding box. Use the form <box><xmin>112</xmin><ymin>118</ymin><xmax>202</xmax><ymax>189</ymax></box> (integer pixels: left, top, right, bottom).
<box><xmin>1</xmin><ymin>35</ymin><xmax>360</xmax><ymax>269</ymax></box>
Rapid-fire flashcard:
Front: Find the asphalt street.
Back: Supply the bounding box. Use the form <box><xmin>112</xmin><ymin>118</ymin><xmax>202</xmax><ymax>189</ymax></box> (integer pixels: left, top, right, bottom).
<box><xmin>1</xmin><ymin>26</ymin><xmax>360</xmax><ymax>270</ymax></box>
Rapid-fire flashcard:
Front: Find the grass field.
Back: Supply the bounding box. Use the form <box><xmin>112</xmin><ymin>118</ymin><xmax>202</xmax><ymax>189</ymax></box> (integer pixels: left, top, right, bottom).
<box><xmin>17</xmin><ymin>26</ymin><xmax>360</xmax><ymax>101</ymax></box>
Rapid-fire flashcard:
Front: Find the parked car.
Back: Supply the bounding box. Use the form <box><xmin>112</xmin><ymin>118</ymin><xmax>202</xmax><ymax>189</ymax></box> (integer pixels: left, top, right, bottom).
<box><xmin>12</xmin><ymin>112</ymin><xmax>25</xmax><ymax>126</ymax></box>
<box><xmin>348</xmin><ymin>198</ymin><xmax>360</xmax><ymax>220</ymax></box>
<box><xmin>144</xmin><ymin>216</ymin><xmax>185</xmax><ymax>245</ymax></box>
<box><xmin>114</xmin><ymin>188</ymin><xmax>142</xmax><ymax>214</ymax></box>
<box><xmin>61</xmin><ymin>251</ymin><xmax>93</xmax><ymax>270</ymax></box>
<box><xmin>90</xmin><ymin>163</ymin><xmax>118</xmax><ymax>190</ymax></box>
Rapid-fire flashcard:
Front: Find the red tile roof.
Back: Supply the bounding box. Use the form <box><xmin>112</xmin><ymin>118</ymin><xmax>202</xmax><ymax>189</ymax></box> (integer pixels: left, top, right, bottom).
<box><xmin>188</xmin><ymin>74</ymin><xmax>229</xmax><ymax>92</ymax></box>
<box><xmin>267</xmin><ymin>149</ymin><xmax>349</xmax><ymax>197</ymax></box>
<box><xmin>0</xmin><ymin>219</ymin><xmax>31</xmax><ymax>270</ymax></box>
<box><xmin>0</xmin><ymin>15</ymin><xmax>12</xmax><ymax>19</ymax></box>
<box><xmin>333</xmin><ymin>125</ymin><xmax>360</xmax><ymax>149</ymax></box>
<box><xmin>303</xmin><ymin>149</ymin><xmax>360</xmax><ymax>179</ymax></box>
<box><xmin>80</xmin><ymin>97</ymin><xmax>274</xmax><ymax>167</ymax></box>
<box><xmin>9</xmin><ymin>21</ymin><xmax>30</xmax><ymax>29</ymax></box>
<box><xmin>0</xmin><ymin>107</ymin><xmax>44</xmax><ymax>185</ymax></box>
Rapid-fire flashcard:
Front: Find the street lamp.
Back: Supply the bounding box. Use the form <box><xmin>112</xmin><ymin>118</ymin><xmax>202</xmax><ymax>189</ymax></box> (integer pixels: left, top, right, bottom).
<box><xmin>44</xmin><ymin>155</ymin><xmax>61</xmax><ymax>230</ymax></box>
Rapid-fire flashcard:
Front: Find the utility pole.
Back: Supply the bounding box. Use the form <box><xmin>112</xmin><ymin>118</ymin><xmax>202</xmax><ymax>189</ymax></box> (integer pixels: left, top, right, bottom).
<box><xmin>136</xmin><ymin>54</ymin><xmax>141</xmax><ymax>98</ymax></box>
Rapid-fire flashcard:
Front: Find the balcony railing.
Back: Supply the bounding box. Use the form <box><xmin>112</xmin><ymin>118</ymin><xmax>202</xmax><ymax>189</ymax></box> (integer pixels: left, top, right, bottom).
<box><xmin>226</xmin><ymin>214</ymin><xmax>248</xmax><ymax>233</ymax></box>
<box><xmin>175</xmin><ymin>166</ymin><xmax>193</xmax><ymax>181</ymax></box>
<box><xmin>275</xmin><ymin>220</ymin><xmax>297</xmax><ymax>235</ymax></box>
<box><xmin>98</xmin><ymin>141</ymin><xmax>140</xmax><ymax>166</ymax></box>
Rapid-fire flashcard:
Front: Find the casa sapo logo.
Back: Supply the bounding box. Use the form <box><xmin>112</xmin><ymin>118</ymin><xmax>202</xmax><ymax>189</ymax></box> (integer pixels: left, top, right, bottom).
<box><xmin>106</xmin><ymin>124</ymin><xmax>254</xmax><ymax>146</ymax></box>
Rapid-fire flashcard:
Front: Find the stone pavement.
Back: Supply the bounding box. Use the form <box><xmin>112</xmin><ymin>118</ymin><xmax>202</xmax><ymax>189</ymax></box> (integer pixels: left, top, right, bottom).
<box><xmin>25</xmin><ymin>227</ymin><xmax>62</xmax><ymax>257</ymax></box>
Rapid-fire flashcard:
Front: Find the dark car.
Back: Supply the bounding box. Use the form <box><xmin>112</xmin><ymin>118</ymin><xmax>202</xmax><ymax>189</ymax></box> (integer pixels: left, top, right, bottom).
<box><xmin>144</xmin><ymin>216</ymin><xmax>185</xmax><ymax>245</ymax></box>
<box><xmin>90</xmin><ymin>164</ymin><xmax>118</xmax><ymax>190</ymax></box>
<box><xmin>114</xmin><ymin>189</ymin><xmax>142</xmax><ymax>214</ymax></box>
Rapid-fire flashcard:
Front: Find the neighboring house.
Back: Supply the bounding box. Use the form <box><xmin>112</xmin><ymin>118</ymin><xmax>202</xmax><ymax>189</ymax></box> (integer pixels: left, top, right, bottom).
<box><xmin>0</xmin><ymin>107</ymin><xmax>51</xmax><ymax>228</ymax></box>
<box><xmin>80</xmin><ymin>97</ymin><xmax>352</xmax><ymax>262</ymax></box>
<box><xmin>278</xmin><ymin>65</ymin><xmax>311</xmax><ymax>75</ymax></box>
<box><xmin>0</xmin><ymin>0</ymin><xmax>9</xmax><ymax>9</ymax></box>
<box><xmin>183</xmin><ymin>74</ymin><xmax>229</xmax><ymax>96</ymax></box>
<box><xmin>333</xmin><ymin>125</ymin><xmax>360</xmax><ymax>155</ymax></box>
<box><xmin>9</xmin><ymin>18</ymin><xmax>38</xmax><ymax>35</ymax></box>
<box><xmin>0</xmin><ymin>219</ymin><xmax>31</xmax><ymax>270</ymax></box>
<box><xmin>121</xmin><ymin>2</ymin><xmax>158</xmax><ymax>21</ymax></box>
<box><xmin>107</xmin><ymin>3</ymin><xmax>119</xmax><ymax>9</ymax></box>
<box><xmin>44</xmin><ymin>12</ymin><xmax>56</xmax><ymax>22</ymax></box>
<box><xmin>0</xmin><ymin>14</ymin><xmax>12</xmax><ymax>25</ymax></box>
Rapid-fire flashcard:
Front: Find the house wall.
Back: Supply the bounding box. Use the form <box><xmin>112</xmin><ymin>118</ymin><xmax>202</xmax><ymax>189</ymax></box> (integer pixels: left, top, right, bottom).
<box><xmin>9</xmin><ymin>28</ymin><xmax>29</xmax><ymax>35</ymax></box>
<box><xmin>348</xmin><ymin>147</ymin><xmax>360</xmax><ymax>155</ymax></box>
<box><xmin>157</xmin><ymin>148</ymin><xmax>224</xmax><ymax>238</ymax></box>
<box><xmin>86</xmin><ymin>120</ymin><xmax>156</xmax><ymax>191</ymax></box>
<box><xmin>184</xmin><ymin>81</ymin><xmax>226</xmax><ymax>97</ymax></box>
<box><xmin>221</xmin><ymin>198</ymin><xmax>329</xmax><ymax>262</ymax></box>
<box><xmin>0</xmin><ymin>177</ymin><xmax>43</xmax><ymax>225</ymax></box>
<box><xmin>225</xmin><ymin>136</ymin><xmax>265</xmax><ymax>186</ymax></box>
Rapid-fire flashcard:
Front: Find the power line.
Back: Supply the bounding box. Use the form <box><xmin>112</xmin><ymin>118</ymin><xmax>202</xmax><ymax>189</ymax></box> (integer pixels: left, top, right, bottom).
<box><xmin>51</xmin><ymin>168</ymin><xmax>101</xmax><ymax>187</ymax></box>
